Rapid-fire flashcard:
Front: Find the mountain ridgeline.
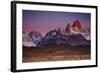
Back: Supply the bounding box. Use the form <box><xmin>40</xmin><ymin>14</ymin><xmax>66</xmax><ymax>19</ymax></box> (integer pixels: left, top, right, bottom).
<box><xmin>23</xmin><ymin>20</ymin><xmax>90</xmax><ymax>48</ymax></box>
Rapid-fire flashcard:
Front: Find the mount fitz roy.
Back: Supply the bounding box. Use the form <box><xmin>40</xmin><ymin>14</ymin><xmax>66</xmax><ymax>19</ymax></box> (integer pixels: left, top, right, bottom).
<box><xmin>23</xmin><ymin>20</ymin><xmax>90</xmax><ymax>47</ymax></box>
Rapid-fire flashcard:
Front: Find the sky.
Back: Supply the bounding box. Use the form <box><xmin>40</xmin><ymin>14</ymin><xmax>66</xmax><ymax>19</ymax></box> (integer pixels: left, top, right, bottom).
<box><xmin>23</xmin><ymin>10</ymin><xmax>91</xmax><ymax>36</ymax></box>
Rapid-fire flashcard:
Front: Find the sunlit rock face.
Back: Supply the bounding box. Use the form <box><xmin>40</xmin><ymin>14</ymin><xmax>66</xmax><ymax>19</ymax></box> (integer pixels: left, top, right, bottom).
<box><xmin>64</xmin><ymin>20</ymin><xmax>82</xmax><ymax>35</ymax></box>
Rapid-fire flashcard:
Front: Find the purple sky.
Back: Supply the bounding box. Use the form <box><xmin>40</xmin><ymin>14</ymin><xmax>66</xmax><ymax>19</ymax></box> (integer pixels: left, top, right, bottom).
<box><xmin>23</xmin><ymin>10</ymin><xmax>91</xmax><ymax>36</ymax></box>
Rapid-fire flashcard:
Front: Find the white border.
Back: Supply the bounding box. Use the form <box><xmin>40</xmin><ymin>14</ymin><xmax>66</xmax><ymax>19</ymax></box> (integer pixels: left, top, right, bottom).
<box><xmin>16</xmin><ymin>3</ymin><xmax>96</xmax><ymax>70</ymax></box>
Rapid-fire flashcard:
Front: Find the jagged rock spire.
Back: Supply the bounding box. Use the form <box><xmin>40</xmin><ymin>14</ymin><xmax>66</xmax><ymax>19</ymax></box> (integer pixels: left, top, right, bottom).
<box><xmin>65</xmin><ymin>23</ymin><xmax>71</xmax><ymax>33</ymax></box>
<box><xmin>72</xmin><ymin>19</ymin><xmax>82</xmax><ymax>30</ymax></box>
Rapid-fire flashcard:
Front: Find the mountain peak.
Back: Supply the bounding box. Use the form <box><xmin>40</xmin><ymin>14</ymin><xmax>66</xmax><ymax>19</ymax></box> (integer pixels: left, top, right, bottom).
<box><xmin>72</xmin><ymin>19</ymin><xmax>82</xmax><ymax>30</ymax></box>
